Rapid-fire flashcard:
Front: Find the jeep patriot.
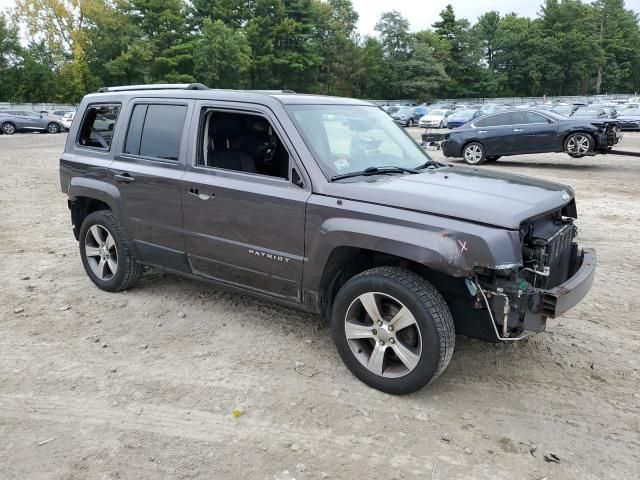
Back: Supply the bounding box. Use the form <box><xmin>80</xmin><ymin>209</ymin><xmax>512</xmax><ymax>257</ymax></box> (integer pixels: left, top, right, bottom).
<box><xmin>60</xmin><ymin>84</ymin><xmax>596</xmax><ymax>394</ymax></box>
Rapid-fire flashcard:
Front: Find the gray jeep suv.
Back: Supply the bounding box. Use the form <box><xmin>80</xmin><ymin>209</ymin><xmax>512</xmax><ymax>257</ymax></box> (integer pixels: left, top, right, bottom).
<box><xmin>60</xmin><ymin>84</ymin><xmax>596</xmax><ymax>394</ymax></box>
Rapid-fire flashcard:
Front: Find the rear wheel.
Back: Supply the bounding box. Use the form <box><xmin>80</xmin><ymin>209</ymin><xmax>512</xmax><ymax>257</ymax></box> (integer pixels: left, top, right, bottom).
<box><xmin>2</xmin><ymin>122</ymin><xmax>16</xmax><ymax>135</ymax></box>
<box><xmin>564</xmin><ymin>133</ymin><xmax>593</xmax><ymax>158</ymax></box>
<box><xmin>462</xmin><ymin>142</ymin><xmax>486</xmax><ymax>165</ymax></box>
<box><xmin>47</xmin><ymin>122</ymin><xmax>60</xmax><ymax>134</ymax></box>
<box><xmin>79</xmin><ymin>210</ymin><xmax>142</xmax><ymax>292</ymax></box>
<box><xmin>331</xmin><ymin>267</ymin><xmax>455</xmax><ymax>394</ymax></box>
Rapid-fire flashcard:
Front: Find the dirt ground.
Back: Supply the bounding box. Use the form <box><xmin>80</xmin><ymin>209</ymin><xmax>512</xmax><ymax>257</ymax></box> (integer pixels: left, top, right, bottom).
<box><xmin>1</xmin><ymin>130</ymin><xmax>639</xmax><ymax>480</ymax></box>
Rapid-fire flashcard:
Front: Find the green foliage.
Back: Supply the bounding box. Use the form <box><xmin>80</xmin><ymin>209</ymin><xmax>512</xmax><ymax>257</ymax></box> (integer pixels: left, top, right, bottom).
<box><xmin>3</xmin><ymin>0</ymin><xmax>640</xmax><ymax>103</ymax></box>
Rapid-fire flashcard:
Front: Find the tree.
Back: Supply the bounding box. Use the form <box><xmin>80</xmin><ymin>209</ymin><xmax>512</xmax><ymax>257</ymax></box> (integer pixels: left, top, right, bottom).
<box><xmin>193</xmin><ymin>18</ymin><xmax>252</xmax><ymax>88</ymax></box>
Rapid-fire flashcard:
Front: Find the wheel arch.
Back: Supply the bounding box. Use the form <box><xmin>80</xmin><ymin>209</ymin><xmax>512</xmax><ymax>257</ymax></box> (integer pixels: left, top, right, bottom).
<box><xmin>67</xmin><ymin>178</ymin><xmax>126</xmax><ymax>240</ymax></box>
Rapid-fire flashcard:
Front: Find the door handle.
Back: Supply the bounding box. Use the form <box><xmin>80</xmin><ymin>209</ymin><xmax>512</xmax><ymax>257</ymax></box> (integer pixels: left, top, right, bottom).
<box><xmin>188</xmin><ymin>187</ymin><xmax>215</xmax><ymax>200</ymax></box>
<box><xmin>114</xmin><ymin>173</ymin><xmax>135</xmax><ymax>183</ymax></box>
<box><xmin>478</xmin><ymin>130</ymin><xmax>488</xmax><ymax>134</ymax></box>
<box><xmin>514</xmin><ymin>128</ymin><xmax>524</xmax><ymax>132</ymax></box>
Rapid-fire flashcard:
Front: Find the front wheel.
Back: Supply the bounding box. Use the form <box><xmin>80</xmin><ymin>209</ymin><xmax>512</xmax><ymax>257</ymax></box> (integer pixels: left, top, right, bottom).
<box><xmin>407</xmin><ymin>119</ymin><xmax>414</xmax><ymax>127</ymax></box>
<box><xmin>47</xmin><ymin>122</ymin><xmax>60</xmax><ymax>134</ymax></box>
<box><xmin>331</xmin><ymin>267</ymin><xmax>455</xmax><ymax>394</ymax></box>
<box><xmin>79</xmin><ymin>210</ymin><xmax>142</xmax><ymax>292</ymax></box>
<box><xmin>462</xmin><ymin>142</ymin><xmax>486</xmax><ymax>165</ymax></box>
<box><xmin>564</xmin><ymin>133</ymin><xmax>593</xmax><ymax>158</ymax></box>
<box><xmin>2</xmin><ymin>122</ymin><xmax>16</xmax><ymax>135</ymax></box>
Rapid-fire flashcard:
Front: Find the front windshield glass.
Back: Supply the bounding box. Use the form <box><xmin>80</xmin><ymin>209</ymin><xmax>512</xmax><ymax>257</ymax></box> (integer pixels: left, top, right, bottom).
<box><xmin>451</xmin><ymin>109</ymin><xmax>475</xmax><ymax>117</ymax></box>
<box><xmin>396</xmin><ymin>107</ymin><xmax>413</xmax><ymax>115</ymax></box>
<box><xmin>429</xmin><ymin>110</ymin><xmax>446</xmax><ymax>116</ymax></box>
<box><xmin>574</xmin><ymin>109</ymin><xmax>600</xmax><ymax>116</ymax></box>
<box><xmin>286</xmin><ymin>105</ymin><xmax>433</xmax><ymax>179</ymax></box>
<box><xmin>623</xmin><ymin>108</ymin><xmax>640</xmax><ymax>115</ymax></box>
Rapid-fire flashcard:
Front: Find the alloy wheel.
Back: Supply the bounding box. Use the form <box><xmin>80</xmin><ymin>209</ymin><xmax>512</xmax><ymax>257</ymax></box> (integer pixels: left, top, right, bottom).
<box><xmin>464</xmin><ymin>144</ymin><xmax>483</xmax><ymax>164</ymax></box>
<box><xmin>566</xmin><ymin>134</ymin><xmax>591</xmax><ymax>155</ymax></box>
<box><xmin>48</xmin><ymin>123</ymin><xmax>59</xmax><ymax>133</ymax></box>
<box><xmin>3</xmin><ymin>123</ymin><xmax>15</xmax><ymax>134</ymax></box>
<box><xmin>344</xmin><ymin>292</ymin><xmax>422</xmax><ymax>378</ymax></box>
<box><xmin>84</xmin><ymin>225</ymin><xmax>118</xmax><ymax>280</ymax></box>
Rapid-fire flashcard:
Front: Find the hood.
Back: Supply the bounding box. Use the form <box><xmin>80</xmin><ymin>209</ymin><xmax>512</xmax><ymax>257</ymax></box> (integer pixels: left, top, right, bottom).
<box><xmin>326</xmin><ymin>166</ymin><xmax>574</xmax><ymax>229</ymax></box>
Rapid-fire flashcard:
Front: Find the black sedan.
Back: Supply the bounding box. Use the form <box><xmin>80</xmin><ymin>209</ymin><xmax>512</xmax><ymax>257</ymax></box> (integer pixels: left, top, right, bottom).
<box><xmin>617</xmin><ymin>109</ymin><xmax>640</xmax><ymax>131</ymax></box>
<box><xmin>439</xmin><ymin>110</ymin><xmax>621</xmax><ymax>165</ymax></box>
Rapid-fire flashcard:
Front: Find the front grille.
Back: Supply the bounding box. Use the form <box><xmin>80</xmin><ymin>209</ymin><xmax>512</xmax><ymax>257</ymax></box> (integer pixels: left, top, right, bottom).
<box><xmin>545</xmin><ymin>224</ymin><xmax>576</xmax><ymax>264</ymax></box>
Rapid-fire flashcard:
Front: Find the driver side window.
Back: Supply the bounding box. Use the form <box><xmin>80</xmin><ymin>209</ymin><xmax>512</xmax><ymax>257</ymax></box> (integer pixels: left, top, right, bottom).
<box><xmin>197</xmin><ymin>110</ymin><xmax>289</xmax><ymax>180</ymax></box>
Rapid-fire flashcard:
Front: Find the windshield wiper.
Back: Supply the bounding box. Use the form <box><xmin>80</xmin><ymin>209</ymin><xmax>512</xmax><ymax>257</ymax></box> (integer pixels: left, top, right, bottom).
<box><xmin>416</xmin><ymin>159</ymin><xmax>445</xmax><ymax>169</ymax></box>
<box><xmin>330</xmin><ymin>166</ymin><xmax>419</xmax><ymax>182</ymax></box>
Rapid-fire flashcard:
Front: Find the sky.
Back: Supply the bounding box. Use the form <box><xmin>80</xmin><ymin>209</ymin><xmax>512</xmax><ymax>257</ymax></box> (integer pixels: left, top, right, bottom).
<box><xmin>1</xmin><ymin>0</ymin><xmax>639</xmax><ymax>35</ymax></box>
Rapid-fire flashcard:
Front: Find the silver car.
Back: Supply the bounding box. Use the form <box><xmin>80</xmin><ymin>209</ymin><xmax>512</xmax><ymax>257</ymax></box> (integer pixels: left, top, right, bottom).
<box><xmin>0</xmin><ymin>110</ymin><xmax>64</xmax><ymax>134</ymax></box>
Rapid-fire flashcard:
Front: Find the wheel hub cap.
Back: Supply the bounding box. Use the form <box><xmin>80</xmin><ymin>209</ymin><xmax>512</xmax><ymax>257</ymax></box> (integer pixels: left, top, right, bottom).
<box><xmin>84</xmin><ymin>225</ymin><xmax>118</xmax><ymax>281</ymax></box>
<box><xmin>344</xmin><ymin>292</ymin><xmax>422</xmax><ymax>378</ymax></box>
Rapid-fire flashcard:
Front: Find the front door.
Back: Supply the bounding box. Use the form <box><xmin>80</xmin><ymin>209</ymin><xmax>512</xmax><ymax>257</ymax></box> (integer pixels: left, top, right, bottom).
<box><xmin>473</xmin><ymin>112</ymin><xmax>514</xmax><ymax>156</ymax></box>
<box><xmin>109</xmin><ymin>100</ymin><xmax>193</xmax><ymax>272</ymax></box>
<box><xmin>511</xmin><ymin>111</ymin><xmax>559</xmax><ymax>153</ymax></box>
<box><xmin>181</xmin><ymin>103</ymin><xmax>310</xmax><ymax>301</ymax></box>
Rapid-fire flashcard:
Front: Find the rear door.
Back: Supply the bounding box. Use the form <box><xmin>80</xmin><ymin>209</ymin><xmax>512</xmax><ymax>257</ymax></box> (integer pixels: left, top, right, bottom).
<box><xmin>109</xmin><ymin>99</ymin><xmax>193</xmax><ymax>272</ymax></box>
<box><xmin>511</xmin><ymin>111</ymin><xmax>559</xmax><ymax>153</ymax></box>
<box><xmin>471</xmin><ymin>112</ymin><xmax>514</xmax><ymax>156</ymax></box>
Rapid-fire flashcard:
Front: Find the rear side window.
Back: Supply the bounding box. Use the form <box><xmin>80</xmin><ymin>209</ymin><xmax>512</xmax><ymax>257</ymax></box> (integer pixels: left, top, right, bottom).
<box><xmin>77</xmin><ymin>104</ymin><xmax>120</xmax><ymax>150</ymax></box>
<box><xmin>513</xmin><ymin>111</ymin><xmax>549</xmax><ymax>124</ymax></box>
<box><xmin>474</xmin><ymin>112</ymin><xmax>512</xmax><ymax>127</ymax></box>
<box><xmin>124</xmin><ymin>104</ymin><xmax>187</xmax><ymax>161</ymax></box>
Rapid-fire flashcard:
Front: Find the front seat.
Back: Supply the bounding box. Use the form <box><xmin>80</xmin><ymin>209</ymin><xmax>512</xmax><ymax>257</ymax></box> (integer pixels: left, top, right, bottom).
<box><xmin>207</xmin><ymin>114</ymin><xmax>257</xmax><ymax>173</ymax></box>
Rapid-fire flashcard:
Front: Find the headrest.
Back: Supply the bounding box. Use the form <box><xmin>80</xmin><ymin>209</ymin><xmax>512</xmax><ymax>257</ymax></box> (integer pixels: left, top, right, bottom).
<box><xmin>210</xmin><ymin>114</ymin><xmax>242</xmax><ymax>138</ymax></box>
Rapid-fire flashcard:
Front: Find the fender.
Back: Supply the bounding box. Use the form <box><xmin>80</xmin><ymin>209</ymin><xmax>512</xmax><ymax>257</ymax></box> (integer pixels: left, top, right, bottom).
<box><xmin>303</xmin><ymin>198</ymin><xmax>523</xmax><ymax>297</ymax></box>
<box><xmin>67</xmin><ymin>177</ymin><xmax>128</xmax><ymax>236</ymax></box>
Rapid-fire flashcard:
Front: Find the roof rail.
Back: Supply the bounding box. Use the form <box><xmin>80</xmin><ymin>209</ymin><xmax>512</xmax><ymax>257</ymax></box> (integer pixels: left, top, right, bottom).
<box><xmin>245</xmin><ymin>89</ymin><xmax>296</xmax><ymax>94</ymax></box>
<box><xmin>97</xmin><ymin>83</ymin><xmax>209</xmax><ymax>93</ymax></box>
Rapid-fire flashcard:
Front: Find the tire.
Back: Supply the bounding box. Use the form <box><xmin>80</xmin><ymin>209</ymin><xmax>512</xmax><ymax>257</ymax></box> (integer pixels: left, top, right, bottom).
<box><xmin>331</xmin><ymin>266</ymin><xmax>455</xmax><ymax>395</ymax></box>
<box><xmin>47</xmin><ymin>122</ymin><xmax>60</xmax><ymax>134</ymax></box>
<box><xmin>78</xmin><ymin>210</ymin><xmax>142</xmax><ymax>292</ymax></box>
<box><xmin>407</xmin><ymin>119</ymin><xmax>414</xmax><ymax>127</ymax></box>
<box><xmin>462</xmin><ymin>142</ymin><xmax>486</xmax><ymax>165</ymax></box>
<box><xmin>438</xmin><ymin>121</ymin><xmax>443</xmax><ymax>128</ymax></box>
<box><xmin>564</xmin><ymin>132</ymin><xmax>593</xmax><ymax>158</ymax></box>
<box><xmin>2</xmin><ymin>122</ymin><xmax>16</xmax><ymax>135</ymax></box>
<box><xmin>485</xmin><ymin>156</ymin><xmax>501</xmax><ymax>162</ymax></box>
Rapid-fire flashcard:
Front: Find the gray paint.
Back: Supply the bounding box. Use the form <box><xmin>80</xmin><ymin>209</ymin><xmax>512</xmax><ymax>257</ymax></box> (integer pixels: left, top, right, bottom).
<box><xmin>60</xmin><ymin>87</ymin><xmax>594</xmax><ymax>329</ymax></box>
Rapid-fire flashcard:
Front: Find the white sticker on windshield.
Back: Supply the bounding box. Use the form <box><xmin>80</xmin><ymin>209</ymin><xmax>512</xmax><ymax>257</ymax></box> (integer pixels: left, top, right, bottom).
<box><xmin>334</xmin><ymin>159</ymin><xmax>350</xmax><ymax>171</ymax></box>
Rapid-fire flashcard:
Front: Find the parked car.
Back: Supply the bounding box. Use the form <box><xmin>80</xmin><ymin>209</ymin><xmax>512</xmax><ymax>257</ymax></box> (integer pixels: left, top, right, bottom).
<box><xmin>382</xmin><ymin>105</ymin><xmax>400</xmax><ymax>115</ymax></box>
<box><xmin>49</xmin><ymin>109</ymin><xmax>75</xmax><ymax>120</ymax></box>
<box><xmin>572</xmin><ymin>107</ymin><xmax>607</xmax><ymax>119</ymax></box>
<box><xmin>552</xmin><ymin>105</ymin><xmax>579</xmax><ymax>117</ymax></box>
<box><xmin>588</xmin><ymin>104</ymin><xmax>618</xmax><ymax>118</ymax></box>
<box><xmin>60</xmin><ymin>83</ymin><xmax>596</xmax><ymax>394</ymax></box>
<box><xmin>440</xmin><ymin>109</ymin><xmax>621</xmax><ymax>165</ymax></box>
<box><xmin>617</xmin><ymin>108</ymin><xmax>640</xmax><ymax>131</ymax></box>
<box><xmin>445</xmin><ymin>108</ymin><xmax>484</xmax><ymax>129</ymax></box>
<box><xmin>61</xmin><ymin>111</ymin><xmax>75</xmax><ymax>130</ymax></box>
<box><xmin>0</xmin><ymin>110</ymin><xmax>64</xmax><ymax>134</ymax></box>
<box><xmin>479</xmin><ymin>104</ymin><xmax>508</xmax><ymax>115</ymax></box>
<box><xmin>391</xmin><ymin>106</ymin><xmax>427</xmax><ymax>127</ymax></box>
<box><xmin>418</xmin><ymin>109</ymin><xmax>452</xmax><ymax>128</ymax></box>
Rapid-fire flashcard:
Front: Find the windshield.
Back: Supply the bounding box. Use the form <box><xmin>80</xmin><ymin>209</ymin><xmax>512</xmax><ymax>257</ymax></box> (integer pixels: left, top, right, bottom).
<box><xmin>451</xmin><ymin>109</ymin><xmax>475</xmax><ymax>117</ymax></box>
<box><xmin>574</xmin><ymin>109</ymin><xmax>600</xmax><ymax>116</ymax></box>
<box><xmin>622</xmin><ymin>108</ymin><xmax>640</xmax><ymax>115</ymax></box>
<box><xmin>428</xmin><ymin>110</ymin><xmax>446</xmax><ymax>116</ymax></box>
<box><xmin>286</xmin><ymin>105</ymin><xmax>433</xmax><ymax>180</ymax></box>
<box><xmin>396</xmin><ymin>107</ymin><xmax>414</xmax><ymax>115</ymax></box>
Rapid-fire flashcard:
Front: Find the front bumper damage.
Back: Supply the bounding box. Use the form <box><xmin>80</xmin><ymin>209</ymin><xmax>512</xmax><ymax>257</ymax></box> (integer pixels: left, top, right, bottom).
<box><xmin>476</xmin><ymin>247</ymin><xmax>596</xmax><ymax>341</ymax></box>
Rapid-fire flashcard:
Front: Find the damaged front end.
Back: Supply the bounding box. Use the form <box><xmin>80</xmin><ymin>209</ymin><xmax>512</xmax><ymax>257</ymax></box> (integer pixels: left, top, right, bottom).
<box><xmin>471</xmin><ymin>201</ymin><xmax>596</xmax><ymax>340</ymax></box>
